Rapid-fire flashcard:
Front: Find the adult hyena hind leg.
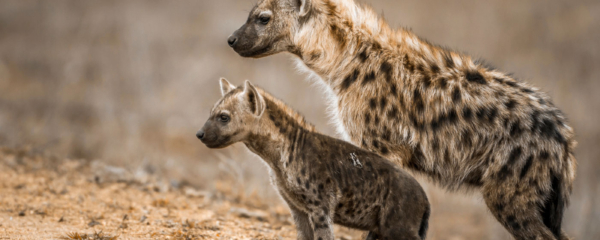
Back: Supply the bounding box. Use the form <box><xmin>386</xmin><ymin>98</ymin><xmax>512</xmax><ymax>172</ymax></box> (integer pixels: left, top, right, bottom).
<box><xmin>482</xmin><ymin>176</ymin><xmax>567</xmax><ymax>240</ymax></box>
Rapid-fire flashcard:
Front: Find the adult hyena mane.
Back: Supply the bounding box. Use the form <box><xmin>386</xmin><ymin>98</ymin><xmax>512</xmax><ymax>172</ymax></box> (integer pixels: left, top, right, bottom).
<box><xmin>226</xmin><ymin>0</ymin><xmax>576</xmax><ymax>239</ymax></box>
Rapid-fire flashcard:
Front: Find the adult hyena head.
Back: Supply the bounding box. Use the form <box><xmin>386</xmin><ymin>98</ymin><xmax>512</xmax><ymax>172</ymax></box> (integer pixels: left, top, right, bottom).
<box><xmin>197</xmin><ymin>78</ymin><xmax>266</xmax><ymax>148</ymax></box>
<box><xmin>228</xmin><ymin>0</ymin><xmax>312</xmax><ymax>58</ymax></box>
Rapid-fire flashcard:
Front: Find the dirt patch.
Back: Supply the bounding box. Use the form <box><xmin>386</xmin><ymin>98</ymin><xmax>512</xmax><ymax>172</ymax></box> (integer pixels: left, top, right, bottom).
<box><xmin>0</xmin><ymin>147</ymin><xmax>362</xmax><ymax>239</ymax></box>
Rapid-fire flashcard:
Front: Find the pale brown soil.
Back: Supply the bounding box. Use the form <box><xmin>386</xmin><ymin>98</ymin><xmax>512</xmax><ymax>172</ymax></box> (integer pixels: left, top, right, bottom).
<box><xmin>0</xmin><ymin>147</ymin><xmax>363</xmax><ymax>240</ymax></box>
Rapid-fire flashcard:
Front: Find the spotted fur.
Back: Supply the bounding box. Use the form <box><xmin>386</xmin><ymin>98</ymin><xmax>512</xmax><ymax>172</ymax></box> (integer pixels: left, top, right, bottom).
<box><xmin>228</xmin><ymin>0</ymin><xmax>577</xmax><ymax>239</ymax></box>
<box><xmin>198</xmin><ymin>79</ymin><xmax>430</xmax><ymax>240</ymax></box>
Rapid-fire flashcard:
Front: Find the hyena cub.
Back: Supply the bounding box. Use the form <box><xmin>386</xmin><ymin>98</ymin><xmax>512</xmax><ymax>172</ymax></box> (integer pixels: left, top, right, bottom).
<box><xmin>197</xmin><ymin>78</ymin><xmax>430</xmax><ymax>240</ymax></box>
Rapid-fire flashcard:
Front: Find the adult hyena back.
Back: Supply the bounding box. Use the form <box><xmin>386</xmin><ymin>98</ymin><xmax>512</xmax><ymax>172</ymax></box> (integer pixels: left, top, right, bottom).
<box><xmin>227</xmin><ymin>0</ymin><xmax>576</xmax><ymax>239</ymax></box>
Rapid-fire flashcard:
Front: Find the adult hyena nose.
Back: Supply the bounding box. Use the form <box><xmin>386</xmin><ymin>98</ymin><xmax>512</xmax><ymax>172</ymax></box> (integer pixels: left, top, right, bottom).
<box><xmin>196</xmin><ymin>129</ymin><xmax>205</xmax><ymax>140</ymax></box>
<box><xmin>227</xmin><ymin>35</ymin><xmax>238</xmax><ymax>47</ymax></box>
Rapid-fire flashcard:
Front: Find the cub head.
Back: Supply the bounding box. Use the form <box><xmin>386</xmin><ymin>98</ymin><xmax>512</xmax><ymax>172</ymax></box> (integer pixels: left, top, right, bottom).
<box><xmin>227</xmin><ymin>0</ymin><xmax>313</xmax><ymax>58</ymax></box>
<box><xmin>197</xmin><ymin>78</ymin><xmax>266</xmax><ymax>148</ymax></box>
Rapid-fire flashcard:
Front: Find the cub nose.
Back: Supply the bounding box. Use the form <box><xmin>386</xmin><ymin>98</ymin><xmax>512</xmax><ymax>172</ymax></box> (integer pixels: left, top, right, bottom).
<box><xmin>227</xmin><ymin>35</ymin><xmax>238</xmax><ymax>47</ymax></box>
<box><xmin>196</xmin><ymin>130</ymin><xmax>205</xmax><ymax>140</ymax></box>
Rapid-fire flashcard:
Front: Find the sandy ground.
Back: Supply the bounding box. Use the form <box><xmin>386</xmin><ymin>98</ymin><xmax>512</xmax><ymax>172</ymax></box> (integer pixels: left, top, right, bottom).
<box><xmin>0</xmin><ymin>147</ymin><xmax>366</xmax><ymax>240</ymax></box>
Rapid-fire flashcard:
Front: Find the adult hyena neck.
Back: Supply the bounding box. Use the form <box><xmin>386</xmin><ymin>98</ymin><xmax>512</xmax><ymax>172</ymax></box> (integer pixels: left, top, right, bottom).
<box><xmin>243</xmin><ymin>89</ymin><xmax>316</xmax><ymax>171</ymax></box>
<box><xmin>294</xmin><ymin>0</ymin><xmax>477</xmax><ymax>91</ymax></box>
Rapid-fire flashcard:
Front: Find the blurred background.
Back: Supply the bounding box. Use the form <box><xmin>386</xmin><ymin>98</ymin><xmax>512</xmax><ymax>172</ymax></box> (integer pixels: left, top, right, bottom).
<box><xmin>0</xmin><ymin>0</ymin><xmax>598</xmax><ymax>239</ymax></box>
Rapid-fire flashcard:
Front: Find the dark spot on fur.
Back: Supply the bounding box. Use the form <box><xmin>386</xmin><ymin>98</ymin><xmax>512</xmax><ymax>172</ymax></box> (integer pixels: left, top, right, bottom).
<box><xmin>520</xmin><ymin>155</ymin><xmax>534</xmax><ymax>179</ymax></box>
<box><xmin>507</xmin><ymin>147</ymin><xmax>523</xmax><ymax>166</ymax></box>
<box><xmin>488</xmin><ymin>107</ymin><xmax>498</xmax><ymax>123</ymax></box>
<box><xmin>422</xmin><ymin>75</ymin><xmax>431</xmax><ymax>88</ymax></box>
<box><xmin>430</xmin><ymin>63</ymin><xmax>440</xmax><ymax>74</ymax></box>
<box><xmin>411</xmin><ymin>114</ymin><xmax>423</xmax><ymax>130</ymax></box>
<box><xmin>381</xmin><ymin>61</ymin><xmax>393</xmax><ymax>82</ymax></box>
<box><xmin>329</xmin><ymin>23</ymin><xmax>347</xmax><ymax>47</ymax></box>
<box><xmin>507</xmin><ymin>215</ymin><xmax>521</xmax><ymax>230</ymax></box>
<box><xmin>380</xmin><ymin>97</ymin><xmax>387</xmax><ymax>109</ymax></box>
<box><xmin>510</xmin><ymin>121</ymin><xmax>523</xmax><ymax>137</ymax></box>
<box><xmin>540</xmin><ymin>151</ymin><xmax>550</xmax><ymax>161</ymax></box>
<box><xmin>380</xmin><ymin>146</ymin><xmax>389</xmax><ymax>155</ymax></box>
<box><xmin>403</xmin><ymin>55</ymin><xmax>414</xmax><ymax>73</ymax></box>
<box><xmin>416</xmin><ymin>63</ymin><xmax>425</xmax><ymax>73</ymax></box>
<box><xmin>438</xmin><ymin>77</ymin><xmax>447</xmax><ymax>89</ymax></box>
<box><xmin>505</xmin><ymin>81</ymin><xmax>518</xmax><ymax>88</ymax></box>
<box><xmin>372</xmin><ymin>140</ymin><xmax>380</xmax><ymax>149</ymax></box>
<box><xmin>505</xmin><ymin>99</ymin><xmax>517</xmax><ymax>111</ymax></box>
<box><xmin>529</xmin><ymin>111</ymin><xmax>541</xmax><ymax>133</ymax></box>
<box><xmin>443</xmin><ymin>54</ymin><xmax>454</xmax><ymax>68</ymax></box>
<box><xmin>452</xmin><ymin>88</ymin><xmax>461</xmax><ymax>103</ymax></box>
<box><xmin>358</xmin><ymin>50</ymin><xmax>368</xmax><ymax>62</ymax></box>
<box><xmin>497</xmin><ymin>166</ymin><xmax>512</xmax><ymax>181</ymax></box>
<box><xmin>341</xmin><ymin>69</ymin><xmax>360</xmax><ymax>91</ymax></box>
<box><xmin>495</xmin><ymin>203</ymin><xmax>505</xmax><ymax>212</ymax></box>
<box><xmin>382</xmin><ymin>129</ymin><xmax>391</xmax><ymax>141</ymax></box>
<box><xmin>540</xmin><ymin>119</ymin><xmax>566</xmax><ymax>144</ymax></box>
<box><xmin>390</xmin><ymin>84</ymin><xmax>398</xmax><ymax>97</ymax></box>
<box><xmin>465</xmin><ymin>71</ymin><xmax>487</xmax><ymax>84</ymax></box>
<box><xmin>387</xmin><ymin>106</ymin><xmax>398</xmax><ymax>120</ymax></box>
<box><xmin>462</xmin><ymin>107</ymin><xmax>473</xmax><ymax>121</ymax></box>
<box><xmin>521</xmin><ymin>88</ymin><xmax>534</xmax><ymax>94</ymax></box>
<box><xmin>364</xmin><ymin>112</ymin><xmax>371</xmax><ymax>125</ymax></box>
<box><xmin>476</xmin><ymin>107</ymin><xmax>491</xmax><ymax>121</ymax></box>
<box><xmin>369</xmin><ymin>98</ymin><xmax>377</xmax><ymax>109</ymax></box>
<box><xmin>407</xmin><ymin>147</ymin><xmax>426</xmax><ymax>172</ymax></box>
<box><xmin>413</xmin><ymin>89</ymin><xmax>424</xmax><ymax>113</ymax></box>
<box><xmin>362</xmin><ymin>71</ymin><xmax>376</xmax><ymax>85</ymax></box>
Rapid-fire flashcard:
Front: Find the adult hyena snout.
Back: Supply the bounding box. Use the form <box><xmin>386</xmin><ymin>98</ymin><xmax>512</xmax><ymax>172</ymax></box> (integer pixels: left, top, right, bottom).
<box><xmin>227</xmin><ymin>27</ymin><xmax>244</xmax><ymax>49</ymax></box>
<box><xmin>227</xmin><ymin>35</ymin><xmax>238</xmax><ymax>47</ymax></box>
<box><xmin>227</xmin><ymin>25</ymin><xmax>261</xmax><ymax>57</ymax></box>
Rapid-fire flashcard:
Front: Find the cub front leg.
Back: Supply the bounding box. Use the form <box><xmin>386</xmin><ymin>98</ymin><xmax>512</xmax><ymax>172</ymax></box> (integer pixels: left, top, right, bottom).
<box><xmin>290</xmin><ymin>205</ymin><xmax>314</xmax><ymax>240</ymax></box>
<box><xmin>308</xmin><ymin>210</ymin><xmax>334</xmax><ymax>240</ymax></box>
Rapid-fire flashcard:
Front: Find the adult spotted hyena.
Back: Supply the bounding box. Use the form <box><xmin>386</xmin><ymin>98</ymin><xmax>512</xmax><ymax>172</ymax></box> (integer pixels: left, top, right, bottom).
<box><xmin>197</xmin><ymin>79</ymin><xmax>430</xmax><ymax>240</ymax></box>
<box><xmin>226</xmin><ymin>0</ymin><xmax>576</xmax><ymax>239</ymax></box>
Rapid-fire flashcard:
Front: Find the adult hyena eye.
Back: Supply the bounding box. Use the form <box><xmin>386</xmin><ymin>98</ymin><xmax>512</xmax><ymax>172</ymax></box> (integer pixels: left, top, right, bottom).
<box><xmin>258</xmin><ymin>15</ymin><xmax>270</xmax><ymax>25</ymax></box>
<box><xmin>218</xmin><ymin>114</ymin><xmax>230</xmax><ymax>123</ymax></box>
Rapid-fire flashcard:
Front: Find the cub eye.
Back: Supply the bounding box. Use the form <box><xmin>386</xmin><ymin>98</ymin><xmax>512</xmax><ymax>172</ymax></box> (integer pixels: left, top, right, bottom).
<box><xmin>218</xmin><ymin>114</ymin><xmax>230</xmax><ymax>123</ymax></box>
<box><xmin>258</xmin><ymin>16</ymin><xmax>270</xmax><ymax>25</ymax></box>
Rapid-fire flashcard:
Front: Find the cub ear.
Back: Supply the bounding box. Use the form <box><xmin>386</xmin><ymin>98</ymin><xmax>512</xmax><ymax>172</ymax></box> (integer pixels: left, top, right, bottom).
<box><xmin>220</xmin><ymin>77</ymin><xmax>236</xmax><ymax>96</ymax></box>
<box><xmin>242</xmin><ymin>80</ymin><xmax>265</xmax><ymax>117</ymax></box>
<box><xmin>295</xmin><ymin>0</ymin><xmax>311</xmax><ymax>17</ymax></box>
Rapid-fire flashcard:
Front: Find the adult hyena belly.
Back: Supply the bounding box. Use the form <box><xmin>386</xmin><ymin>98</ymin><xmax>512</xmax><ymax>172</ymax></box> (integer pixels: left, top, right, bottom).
<box><xmin>333</xmin><ymin>65</ymin><xmax>575</xmax><ymax>192</ymax></box>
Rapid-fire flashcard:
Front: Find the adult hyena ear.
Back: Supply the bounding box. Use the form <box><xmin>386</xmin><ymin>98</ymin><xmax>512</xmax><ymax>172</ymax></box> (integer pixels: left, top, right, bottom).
<box><xmin>220</xmin><ymin>77</ymin><xmax>236</xmax><ymax>96</ymax></box>
<box><xmin>242</xmin><ymin>80</ymin><xmax>265</xmax><ymax>117</ymax></box>
<box><xmin>294</xmin><ymin>0</ymin><xmax>311</xmax><ymax>17</ymax></box>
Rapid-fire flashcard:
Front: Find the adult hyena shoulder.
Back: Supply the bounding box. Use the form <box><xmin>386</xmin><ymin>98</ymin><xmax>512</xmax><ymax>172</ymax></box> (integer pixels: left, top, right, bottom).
<box><xmin>227</xmin><ymin>0</ymin><xmax>576</xmax><ymax>239</ymax></box>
